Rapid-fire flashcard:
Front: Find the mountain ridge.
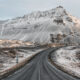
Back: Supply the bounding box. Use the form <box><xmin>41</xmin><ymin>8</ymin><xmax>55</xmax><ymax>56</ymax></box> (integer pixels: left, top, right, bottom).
<box><xmin>0</xmin><ymin>6</ymin><xmax>80</xmax><ymax>45</ymax></box>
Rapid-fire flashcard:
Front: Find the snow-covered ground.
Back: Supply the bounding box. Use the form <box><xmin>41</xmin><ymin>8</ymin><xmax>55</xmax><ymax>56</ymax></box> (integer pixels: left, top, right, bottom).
<box><xmin>0</xmin><ymin>48</ymin><xmax>43</xmax><ymax>72</ymax></box>
<box><xmin>51</xmin><ymin>46</ymin><xmax>80</xmax><ymax>78</ymax></box>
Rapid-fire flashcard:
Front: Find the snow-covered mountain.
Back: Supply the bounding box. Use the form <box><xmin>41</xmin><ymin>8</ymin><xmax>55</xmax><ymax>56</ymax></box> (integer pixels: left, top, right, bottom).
<box><xmin>0</xmin><ymin>6</ymin><xmax>80</xmax><ymax>44</ymax></box>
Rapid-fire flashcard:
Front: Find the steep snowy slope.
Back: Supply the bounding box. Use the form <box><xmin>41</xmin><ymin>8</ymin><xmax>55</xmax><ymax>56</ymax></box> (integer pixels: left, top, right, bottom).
<box><xmin>0</xmin><ymin>6</ymin><xmax>80</xmax><ymax>44</ymax></box>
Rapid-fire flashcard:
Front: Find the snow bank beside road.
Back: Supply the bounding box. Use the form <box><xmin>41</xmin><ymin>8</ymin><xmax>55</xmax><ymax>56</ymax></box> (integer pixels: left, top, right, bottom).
<box><xmin>0</xmin><ymin>49</ymin><xmax>43</xmax><ymax>73</ymax></box>
<box><xmin>51</xmin><ymin>46</ymin><xmax>80</xmax><ymax>78</ymax></box>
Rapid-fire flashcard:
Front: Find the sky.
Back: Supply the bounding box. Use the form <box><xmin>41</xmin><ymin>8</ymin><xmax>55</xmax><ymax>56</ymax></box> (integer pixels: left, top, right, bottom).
<box><xmin>0</xmin><ymin>0</ymin><xmax>80</xmax><ymax>20</ymax></box>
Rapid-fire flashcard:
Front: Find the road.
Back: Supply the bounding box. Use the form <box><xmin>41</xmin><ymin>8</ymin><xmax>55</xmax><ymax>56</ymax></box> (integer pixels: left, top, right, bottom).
<box><xmin>2</xmin><ymin>48</ymin><xmax>80</xmax><ymax>80</ymax></box>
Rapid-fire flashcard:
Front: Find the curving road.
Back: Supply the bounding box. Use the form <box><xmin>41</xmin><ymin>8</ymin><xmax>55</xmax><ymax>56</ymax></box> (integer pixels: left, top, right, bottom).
<box><xmin>2</xmin><ymin>48</ymin><xmax>80</xmax><ymax>80</ymax></box>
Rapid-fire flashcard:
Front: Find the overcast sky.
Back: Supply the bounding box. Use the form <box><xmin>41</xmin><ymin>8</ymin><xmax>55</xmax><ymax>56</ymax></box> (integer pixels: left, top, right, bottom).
<box><xmin>0</xmin><ymin>0</ymin><xmax>80</xmax><ymax>20</ymax></box>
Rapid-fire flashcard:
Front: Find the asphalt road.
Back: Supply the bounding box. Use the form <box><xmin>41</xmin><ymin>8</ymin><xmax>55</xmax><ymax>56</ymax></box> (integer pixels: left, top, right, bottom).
<box><xmin>2</xmin><ymin>48</ymin><xmax>80</xmax><ymax>80</ymax></box>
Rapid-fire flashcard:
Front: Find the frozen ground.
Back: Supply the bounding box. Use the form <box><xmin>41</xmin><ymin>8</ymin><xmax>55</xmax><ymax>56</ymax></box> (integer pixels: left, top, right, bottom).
<box><xmin>0</xmin><ymin>48</ymin><xmax>43</xmax><ymax>72</ymax></box>
<box><xmin>51</xmin><ymin>46</ymin><xmax>80</xmax><ymax>78</ymax></box>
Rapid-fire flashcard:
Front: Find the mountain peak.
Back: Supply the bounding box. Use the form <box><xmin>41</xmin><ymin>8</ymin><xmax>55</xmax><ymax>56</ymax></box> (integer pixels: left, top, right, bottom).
<box><xmin>53</xmin><ymin>6</ymin><xmax>68</xmax><ymax>17</ymax></box>
<box><xmin>56</xmin><ymin>5</ymin><xmax>64</xmax><ymax>9</ymax></box>
<box><xmin>22</xmin><ymin>6</ymin><xmax>68</xmax><ymax>19</ymax></box>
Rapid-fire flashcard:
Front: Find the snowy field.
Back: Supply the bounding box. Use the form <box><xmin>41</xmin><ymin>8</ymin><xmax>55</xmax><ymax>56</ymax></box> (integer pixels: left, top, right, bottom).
<box><xmin>0</xmin><ymin>48</ymin><xmax>43</xmax><ymax>72</ymax></box>
<box><xmin>51</xmin><ymin>46</ymin><xmax>80</xmax><ymax>78</ymax></box>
